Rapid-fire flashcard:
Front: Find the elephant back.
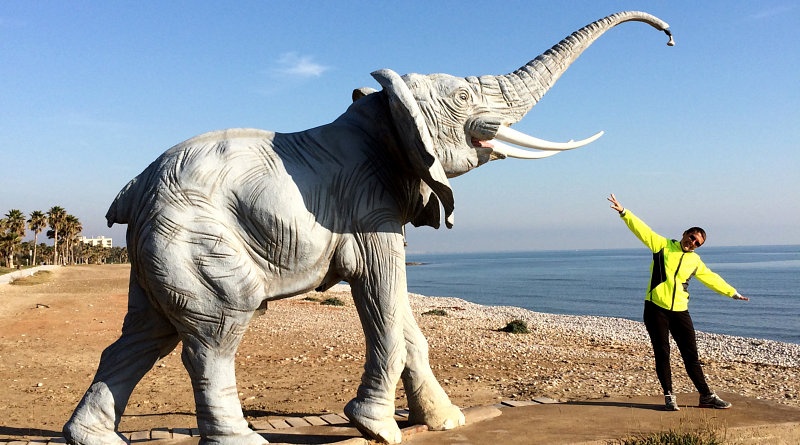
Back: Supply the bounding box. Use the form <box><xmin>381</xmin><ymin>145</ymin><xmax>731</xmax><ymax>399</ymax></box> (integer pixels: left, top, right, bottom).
<box><xmin>106</xmin><ymin>128</ymin><xmax>276</xmax><ymax>228</ymax></box>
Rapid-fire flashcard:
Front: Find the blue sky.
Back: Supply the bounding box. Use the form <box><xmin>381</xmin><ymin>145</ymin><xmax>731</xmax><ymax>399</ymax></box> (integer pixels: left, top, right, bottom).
<box><xmin>1</xmin><ymin>1</ymin><xmax>798</xmax><ymax>254</ymax></box>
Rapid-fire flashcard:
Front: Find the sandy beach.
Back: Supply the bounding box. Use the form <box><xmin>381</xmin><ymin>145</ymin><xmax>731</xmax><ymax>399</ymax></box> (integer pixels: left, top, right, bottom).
<box><xmin>1</xmin><ymin>264</ymin><xmax>797</xmax><ymax>440</ymax></box>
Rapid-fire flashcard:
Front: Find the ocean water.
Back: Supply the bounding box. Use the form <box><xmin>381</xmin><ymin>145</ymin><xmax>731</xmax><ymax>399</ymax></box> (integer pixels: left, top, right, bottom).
<box><xmin>406</xmin><ymin>245</ymin><xmax>800</xmax><ymax>345</ymax></box>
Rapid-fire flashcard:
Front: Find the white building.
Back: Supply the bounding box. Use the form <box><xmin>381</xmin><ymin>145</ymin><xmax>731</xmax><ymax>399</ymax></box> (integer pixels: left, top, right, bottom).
<box><xmin>79</xmin><ymin>235</ymin><xmax>112</xmax><ymax>248</ymax></box>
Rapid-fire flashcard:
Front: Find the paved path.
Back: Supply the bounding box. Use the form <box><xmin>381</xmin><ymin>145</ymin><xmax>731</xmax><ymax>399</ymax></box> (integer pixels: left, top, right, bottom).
<box><xmin>0</xmin><ymin>265</ymin><xmax>59</xmax><ymax>285</ymax></box>
<box><xmin>2</xmin><ymin>393</ymin><xmax>798</xmax><ymax>444</ymax></box>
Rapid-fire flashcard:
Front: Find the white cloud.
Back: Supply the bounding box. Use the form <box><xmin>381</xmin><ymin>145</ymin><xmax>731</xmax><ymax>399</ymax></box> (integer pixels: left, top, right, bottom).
<box><xmin>273</xmin><ymin>52</ymin><xmax>330</xmax><ymax>78</ymax></box>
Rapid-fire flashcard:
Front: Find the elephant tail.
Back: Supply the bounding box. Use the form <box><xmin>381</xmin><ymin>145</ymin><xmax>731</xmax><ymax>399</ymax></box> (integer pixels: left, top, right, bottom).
<box><xmin>106</xmin><ymin>163</ymin><xmax>160</xmax><ymax>228</ymax></box>
<box><xmin>105</xmin><ymin>178</ymin><xmax>137</xmax><ymax>227</ymax></box>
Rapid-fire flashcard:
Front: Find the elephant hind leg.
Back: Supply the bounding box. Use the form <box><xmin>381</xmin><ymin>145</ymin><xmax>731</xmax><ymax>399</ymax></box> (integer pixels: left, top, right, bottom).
<box><xmin>64</xmin><ymin>274</ymin><xmax>180</xmax><ymax>445</ymax></box>
<box><xmin>402</xmin><ymin>304</ymin><xmax>465</xmax><ymax>431</ymax></box>
<box><xmin>179</xmin><ymin>311</ymin><xmax>265</xmax><ymax>445</ymax></box>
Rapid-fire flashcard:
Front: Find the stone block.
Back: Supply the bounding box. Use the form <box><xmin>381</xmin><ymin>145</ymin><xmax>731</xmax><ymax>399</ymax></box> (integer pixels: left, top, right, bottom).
<box><xmin>320</xmin><ymin>413</ymin><xmax>349</xmax><ymax>425</ymax></box>
<box><xmin>151</xmin><ymin>428</ymin><xmax>171</xmax><ymax>440</ymax></box>
<box><xmin>268</xmin><ymin>418</ymin><xmax>291</xmax><ymax>429</ymax></box>
<box><xmin>303</xmin><ymin>415</ymin><xmax>328</xmax><ymax>426</ymax></box>
<box><xmin>129</xmin><ymin>430</ymin><xmax>150</xmax><ymax>442</ymax></box>
<box><xmin>171</xmin><ymin>428</ymin><xmax>192</xmax><ymax>439</ymax></box>
<box><xmin>249</xmin><ymin>419</ymin><xmax>274</xmax><ymax>431</ymax></box>
<box><xmin>285</xmin><ymin>417</ymin><xmax>311</xmax><ymax>428</ymax></box>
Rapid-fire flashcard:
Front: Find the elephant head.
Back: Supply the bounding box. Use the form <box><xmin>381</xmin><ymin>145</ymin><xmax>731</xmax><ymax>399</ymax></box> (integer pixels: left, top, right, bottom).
<box><xmin>369</xmin><ymin>11</ymin><xmax>673</xmax><ymax>229</ymax></box>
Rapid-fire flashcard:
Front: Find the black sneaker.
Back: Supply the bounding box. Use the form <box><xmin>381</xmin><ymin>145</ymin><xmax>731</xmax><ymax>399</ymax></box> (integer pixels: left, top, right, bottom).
<box><xmin>699</xmin><ymin>393</ymin><xmax>732</xmax><ymax>409</ymax></box>
<box><xmin>665</xmin><ymin>393</ymin><xmax>680</xmax><ymax>411</ymax></box>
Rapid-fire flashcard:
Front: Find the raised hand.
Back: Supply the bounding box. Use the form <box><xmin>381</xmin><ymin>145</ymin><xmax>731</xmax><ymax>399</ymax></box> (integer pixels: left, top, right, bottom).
<box><xmin>608</xmin><ymin>193</ymin><xmax>624</xmax><ymax>213</ymax></box>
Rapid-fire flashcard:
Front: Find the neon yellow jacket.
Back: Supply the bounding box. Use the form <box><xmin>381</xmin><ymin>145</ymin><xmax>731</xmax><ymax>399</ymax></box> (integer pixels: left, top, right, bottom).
<box><xmin>620</xmin><ymin>210</ymin><xmax>738</xmax><ymax>312</ymax></box>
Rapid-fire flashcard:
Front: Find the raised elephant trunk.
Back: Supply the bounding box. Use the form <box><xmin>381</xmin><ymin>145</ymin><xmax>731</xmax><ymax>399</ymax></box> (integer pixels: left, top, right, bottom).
<box><xmin>467</xmin><ymin>11</ymin><xmax>672</xmax><ymax>143</ymax></box>
<box><xmin>505</xmin><ymin>11</ymin><xmax>672</xmax><ymax>123</ymax></box>
<box><xmin>463</xmin><ymin>11</ymin><xmax>673</xmax><ymax>158</ymax></box>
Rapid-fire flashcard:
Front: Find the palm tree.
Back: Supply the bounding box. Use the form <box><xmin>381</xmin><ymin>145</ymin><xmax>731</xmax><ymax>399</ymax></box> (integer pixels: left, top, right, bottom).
<box><xmin>47</xmin><ymin>206</ymin><xmax>66</xmax><ymax>265</ymax></box>
<box><xmin>0</xmin><ymin>218</ymin><xmax>8</xmax><ymax>267</ymax></box>
<box><xmin>4</xmin><ymin>209</ymin><xmax>26</xmax><ymax>267</ymax></box>
<box><xmin>0</xmin><ymin>218</ymin><xmax>21</xmax><ymax>268</ymax></box>
<box><xmin>63</xmin><ymin>215</ymin><xmax>82</xmax><ymax>264</ymax></box>
<box><xmin>28</xmin><ymin>210</ymin><xmax>47</xmax><ymax>265</ymax></box>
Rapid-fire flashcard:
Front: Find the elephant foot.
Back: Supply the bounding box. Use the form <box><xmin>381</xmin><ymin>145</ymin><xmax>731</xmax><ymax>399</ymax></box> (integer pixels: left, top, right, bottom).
<box><xmin>408</xmin><ymin>402</ymin><xmax>465</xmax><ymax>431</ymax></box>
<box><xmin>199</xmin><ymin>430</ymin><xmax>267</xmax><ymax>445</ymax></box>
<box><xmin>62</xmin><ymin>419</ymin><xmax>126</xmax><ymax>445</ymax></box>
<box><xmin>406</xmin><ymin>381</ymin><xmax>465</xmax><ymax>431</ymax></box>
<box><xmin>344</xmin><ymin>397</ymin><xmax>402</xmax><ymax>444</ymax></box>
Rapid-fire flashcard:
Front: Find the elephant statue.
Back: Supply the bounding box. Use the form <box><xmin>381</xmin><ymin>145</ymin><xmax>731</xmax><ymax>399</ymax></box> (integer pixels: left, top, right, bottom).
<box><xmin>64</xmin><ymin>11</ymin><xmax>673</xmax><ymax>445</ymax></box>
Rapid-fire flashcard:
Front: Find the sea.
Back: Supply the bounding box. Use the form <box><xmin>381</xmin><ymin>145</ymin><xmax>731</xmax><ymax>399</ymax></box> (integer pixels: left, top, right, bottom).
<box><xmin>405</xmin><ymin>245</ymin><xmax>800</xmax><ymax>345</ymax></box>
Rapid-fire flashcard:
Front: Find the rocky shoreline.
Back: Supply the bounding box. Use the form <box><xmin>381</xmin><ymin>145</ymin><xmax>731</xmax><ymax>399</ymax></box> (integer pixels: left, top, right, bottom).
<box><xmin>407</xmin><ymin>291</ymin><xmax>800</xmax><ymax>369</ymax></box>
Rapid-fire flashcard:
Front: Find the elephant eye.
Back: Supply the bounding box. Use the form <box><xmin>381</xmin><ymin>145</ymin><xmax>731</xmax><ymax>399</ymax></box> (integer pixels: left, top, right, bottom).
<box><xmin>458</xmin><ymin>91</ymin><xmax>469</xmax><ymax>101</ymax></box>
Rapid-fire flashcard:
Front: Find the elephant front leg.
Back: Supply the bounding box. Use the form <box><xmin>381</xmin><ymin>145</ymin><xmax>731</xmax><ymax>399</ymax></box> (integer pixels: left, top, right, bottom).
<box><xmin>401</xmin><ymin>308</ymin><xmax>465</xmax><ymax>431</ymax></box>
<box><xmin>343</xmin><ymin>233</ymin><xmax>406</xmax><ymax>444</ymax></box>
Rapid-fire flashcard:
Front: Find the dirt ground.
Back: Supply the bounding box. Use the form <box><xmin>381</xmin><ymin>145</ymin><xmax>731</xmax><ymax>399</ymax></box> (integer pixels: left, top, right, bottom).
<box><xmin>1</xmin><ymin>265</ymin><xmax>797</xmax><ymax>442</ymax></box>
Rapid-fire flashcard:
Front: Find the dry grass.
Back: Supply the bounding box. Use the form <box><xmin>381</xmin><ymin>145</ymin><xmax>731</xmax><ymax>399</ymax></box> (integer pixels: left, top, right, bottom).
<box><xmin>9</xmin><ymin>270</ymin><xmax>53</xmax><ymax>286</ymax></box>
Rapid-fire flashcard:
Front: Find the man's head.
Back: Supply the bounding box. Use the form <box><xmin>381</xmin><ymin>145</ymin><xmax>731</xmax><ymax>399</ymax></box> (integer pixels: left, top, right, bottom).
<box><xmin>680</xmin><ymin>227</ymin><xmax>706</xmax><ymax>252</ymax></box>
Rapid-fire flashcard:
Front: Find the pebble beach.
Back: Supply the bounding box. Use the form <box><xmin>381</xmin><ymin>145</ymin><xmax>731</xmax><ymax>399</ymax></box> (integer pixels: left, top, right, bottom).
<box><xmin>267</xmin><ymin>283</ymin><xmax>800</xmax><ymax>410</ymax></box>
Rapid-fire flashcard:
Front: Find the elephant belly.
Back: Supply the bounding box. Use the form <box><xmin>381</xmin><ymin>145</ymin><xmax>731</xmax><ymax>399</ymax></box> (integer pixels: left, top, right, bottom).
<box><xmin>134</xmin><ymin>195</ymin><xmax>338</xmax><ymax>315</ymax></box>
<box><xmin>138</xmin><ymin>213</ymin><xmax>331</xmax><ymax>311</ymax></box>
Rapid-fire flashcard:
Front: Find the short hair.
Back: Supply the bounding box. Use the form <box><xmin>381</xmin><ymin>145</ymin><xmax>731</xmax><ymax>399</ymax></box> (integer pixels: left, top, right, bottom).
<box><xmin>685</xmin><ymin>226</ymin><xmax>706</xmax><ymax>240</ymax></box>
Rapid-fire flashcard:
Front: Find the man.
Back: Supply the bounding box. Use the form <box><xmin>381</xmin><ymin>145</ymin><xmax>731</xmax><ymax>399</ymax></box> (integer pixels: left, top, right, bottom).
<box><xmin>607</xmin><ymin>193</ymin><xmax>749</xmax><ymax>411</ymax></box>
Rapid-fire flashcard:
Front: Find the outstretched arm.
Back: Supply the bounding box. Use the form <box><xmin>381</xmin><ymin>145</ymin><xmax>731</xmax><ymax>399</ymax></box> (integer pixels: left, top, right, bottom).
<box><xmin>607</xmin><ymin>193</ymin><xmax>667</xmax><ymax>252</ymax></box>
<box><xmin>695</xmin><ymin>261</ymin><xmax>750</xmax><ymax>301</ymax></box>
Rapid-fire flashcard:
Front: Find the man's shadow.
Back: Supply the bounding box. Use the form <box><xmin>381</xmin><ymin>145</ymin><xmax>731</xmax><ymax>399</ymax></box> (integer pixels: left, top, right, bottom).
<box><xmin>563</xmin><ymin>400</ymin><xmax>668</xmax><ymax>411</ymax></box>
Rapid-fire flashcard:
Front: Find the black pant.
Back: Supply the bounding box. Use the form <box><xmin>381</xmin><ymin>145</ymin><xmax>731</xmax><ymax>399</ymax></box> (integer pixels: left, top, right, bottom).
<box><xmin>643</xmin><ymin>300</ymin><xmax>711</xmax><ymax>396</ymax></box>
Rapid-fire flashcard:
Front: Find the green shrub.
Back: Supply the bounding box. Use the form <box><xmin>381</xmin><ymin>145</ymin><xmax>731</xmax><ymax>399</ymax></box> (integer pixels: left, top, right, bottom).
<box><xmin>320</xmin><ymin>297</ymin><xmax>345</xmax><ymax>306</ymax></box>
<box><xmin>303</xmin><ymin>296</ymin><xmax>320</xmax><ymax>302</ymax></box>
<box><xmin>613</xmin><ymin>430</ymin><xmax>721</xmax><ymax>445</ymax></box>
<box><xmin>422</xmin><ymin>309</ymin><xmax>448</xmax><ymax>317</ymax></box>
<box><xmin>500</xmin><ymin>319</ymin><xmax>529</xmax><ymax>334</ymax></box>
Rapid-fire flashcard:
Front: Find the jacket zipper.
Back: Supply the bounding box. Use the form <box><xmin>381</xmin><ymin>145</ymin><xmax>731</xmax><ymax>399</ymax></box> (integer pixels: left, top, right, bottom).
<box><xmin>670</xmin><ymin>252</ymin><xmax>685</xmax><ymax>310</ymax></box>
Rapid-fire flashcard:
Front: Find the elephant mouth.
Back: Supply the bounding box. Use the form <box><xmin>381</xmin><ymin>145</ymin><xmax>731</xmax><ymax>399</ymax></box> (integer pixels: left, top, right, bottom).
<box><xmin>470</xmin><ymin>137</ymin><xmax>494</xmax><ymax>149</ymax></box>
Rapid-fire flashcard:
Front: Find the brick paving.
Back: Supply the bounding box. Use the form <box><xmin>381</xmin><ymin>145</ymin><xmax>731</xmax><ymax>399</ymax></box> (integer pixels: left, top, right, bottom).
<box><xmin>0</xmin><ymin>398</ymin><xmax>558</xmax><ymax>444</ymax></box>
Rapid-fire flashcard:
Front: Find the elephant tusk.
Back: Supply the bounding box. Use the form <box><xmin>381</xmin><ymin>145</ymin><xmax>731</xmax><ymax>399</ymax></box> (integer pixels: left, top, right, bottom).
<box><xmin>490</xmin><ymin>140</ymin><xmax>561</xmax><ymax>159</ymax></box>
<box><xmin>495</xmin><ymin>125</ymin><xmax>604</xmax><ymax>151</ymax></box>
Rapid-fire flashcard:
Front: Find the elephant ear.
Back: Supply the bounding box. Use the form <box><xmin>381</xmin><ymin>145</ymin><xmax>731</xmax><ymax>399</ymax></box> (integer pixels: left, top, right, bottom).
<box><xmin>371</xmin><ymin>69</ymin><xmax>454</xmax><ymax>228</ymax></box>
<box><xmin>410</xmin><ymin>182</ymin><xmax>441</xmax><ymax>228</ymax></box>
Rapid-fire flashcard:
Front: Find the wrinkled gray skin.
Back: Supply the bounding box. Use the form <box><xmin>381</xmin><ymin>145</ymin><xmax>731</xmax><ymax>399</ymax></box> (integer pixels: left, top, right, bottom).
<box><xmin>64</xmin><ymin>11</ymin><xmax>671</xmax><ymax>445</ymax></box>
